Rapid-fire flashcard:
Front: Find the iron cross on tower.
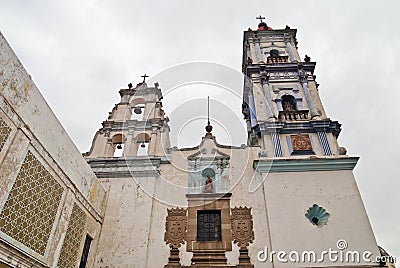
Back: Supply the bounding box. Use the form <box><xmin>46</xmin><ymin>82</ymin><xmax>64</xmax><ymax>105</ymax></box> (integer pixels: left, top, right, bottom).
<box><xmin>256</xmin><ymin>15</ymin><xmax>265</xmax><ymax>23</ymax></box>
<box><xmin>141</xmin><ymin>74</ymin><xmax>149</xmax><ymax>83</ymax></box>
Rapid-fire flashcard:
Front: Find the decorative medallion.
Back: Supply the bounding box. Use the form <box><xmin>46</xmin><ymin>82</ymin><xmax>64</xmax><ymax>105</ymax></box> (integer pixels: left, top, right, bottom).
<box><xmin>305</xmin><ymin>204</ymin><xmax>330</xmax><ymax>226</ymax></box>
<box><xmin>231</xmin><ymin>207</ymin><xmax>255</xmax><ymax>248</ymax></box>
<box><xmin>164</xmin><ymin>207</ymin><xmax>187</xmax><ymax>248</ymax></box>
<box><xmin>291</xmin><ymin>133</ymin><xmax>312</xmax><ymax>151</ymax></box>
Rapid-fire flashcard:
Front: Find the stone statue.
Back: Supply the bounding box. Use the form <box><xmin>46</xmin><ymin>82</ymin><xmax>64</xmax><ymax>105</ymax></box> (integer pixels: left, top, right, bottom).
<box><xmin>204</xmin><ymin>176</ymin><xmax>213</xmax><ymax>193</ymax></box>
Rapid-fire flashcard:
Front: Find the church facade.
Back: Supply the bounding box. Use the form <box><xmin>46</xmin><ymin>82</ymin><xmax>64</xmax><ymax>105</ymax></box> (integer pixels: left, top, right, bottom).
<box><xmin>0</xmin><ymin>20</ymin><xmax>393</xmax><ymax>268</ymax></box>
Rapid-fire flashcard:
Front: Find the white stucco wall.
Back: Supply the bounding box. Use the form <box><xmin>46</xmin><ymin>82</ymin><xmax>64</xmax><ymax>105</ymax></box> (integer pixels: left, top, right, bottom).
<box><xmin>92</xmin><ymin>133</ymin><xmax>380</xmax><ymax>267</ymax></box>
<box><xmin>0</xmin><ymin>32</ymin><xmax>106</xmax><ymax>216</ymax></box>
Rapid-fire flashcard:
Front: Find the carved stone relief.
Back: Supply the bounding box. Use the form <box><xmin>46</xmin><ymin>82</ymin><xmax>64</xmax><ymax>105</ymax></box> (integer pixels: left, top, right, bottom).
<box><xmin>231</xmin><ymin>207</ymin><xmax>255</xmax><ymax>248</ymax></box>
<box><xmin>164</xmin><ymin>207</ymin><xmax>187</xmax><ymax>267</ymax></box>
<box><xmin>231</xmin><ymin>206</ymin><xmax>255</xmax><ymax>266</ymax></box>
<box><xmin>164</xmin><ymin>207</ymin><xmax>187</xmax><ymax>248</ymax></box>
<box><xmin>291</xmin><ymin>133</ymin><xmax>312</xmax><ymax>151</ymax></box>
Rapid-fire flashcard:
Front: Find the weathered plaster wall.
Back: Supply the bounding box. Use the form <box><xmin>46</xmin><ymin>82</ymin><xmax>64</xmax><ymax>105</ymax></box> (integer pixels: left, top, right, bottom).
<box><xmin>0</xmin><ymin>32</ymin><xmax>106</xmax><ymax>216</ymax></box>
<box><xmin>0</xmin><ymin>31</ymin><xmax>106</xmax><ymax>267</ymax></box>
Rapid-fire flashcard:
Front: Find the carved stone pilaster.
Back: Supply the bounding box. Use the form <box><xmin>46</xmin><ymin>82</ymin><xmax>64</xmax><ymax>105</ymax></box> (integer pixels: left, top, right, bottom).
<box><xmin>164</xmin><ymin>208</ymin><xmax>187</xmax><ymax>267</ymax></box>
<box><xmin>259</xmin><ymin>71</ymin><xmax>275</xmax><ymax>121</ymax></box>
<box><xmin>231</xmin><ymin>207</ymin><xmax>255</xmax><ymax>267</ymax></box>
<box><xmin>299</xmin><ymin>73</ymin><xmax>319</xmax><ymax>119</ymax></box>
<box><xmin>284</xmin><ymin>33</ymin><xmax>296</xmax><ymax>62</ymax></box>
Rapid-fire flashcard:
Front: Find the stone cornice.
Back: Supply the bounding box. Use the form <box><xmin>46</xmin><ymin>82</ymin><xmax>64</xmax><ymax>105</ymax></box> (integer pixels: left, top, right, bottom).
<box><xmin>253</xmin><ymin>157</ymin><xmax>359</xmax><ymax>173</ymax></box>
<box><xmin>102</xmin><ymin>118</ymin><xmax>163</xmax><ymax>128</ymax></box>
<box><xmin>245</xmin><ymin>62</ymin><xmax>316</xmax><ymax>77</ymax></box>
<box><xmin>259</xmin><ymin>119</ymin><xmax>341</xmax><ymax>137</ymax></box>
<box><xmin>186</xmin><ymin>193</ymin><xmax>232</xmax><ymax>201</ymax></box>
<box><xmin>86</xmin><ymin>157</ymin><xmax>166</xmax><ymax>178</ymax></box>
<box><xmin>118</xmin><ymin>83</ymin><xmax>162</xmax><ymax>98</ymax></box>
<box><xmin>244</xmin><ymin>28</ymin><xmax>297</xmax><ymax>41</ymax></box>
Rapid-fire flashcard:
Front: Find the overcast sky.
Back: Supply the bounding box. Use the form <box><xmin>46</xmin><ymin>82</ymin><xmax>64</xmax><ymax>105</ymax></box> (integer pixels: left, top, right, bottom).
<box><xmin>1</xmin><ymin>0</ymin><xmax>399</xmax><ymax>260</ymax></box>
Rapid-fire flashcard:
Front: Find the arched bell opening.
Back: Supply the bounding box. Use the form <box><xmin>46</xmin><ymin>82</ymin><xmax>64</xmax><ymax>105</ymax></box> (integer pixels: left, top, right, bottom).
<box><xmin>130</xmin><ymin>98</ymin><xmax>146</xmax><ymax>121</ymax></box>
<box><xmin>112</xmin><ymin>133</ymin><xmax>126</xmax><ymax>157</ymax></box>
<box><xmin>135</xmin><ymin>133</ymin><xmax>151</xmax><ymax>156</ymax></box>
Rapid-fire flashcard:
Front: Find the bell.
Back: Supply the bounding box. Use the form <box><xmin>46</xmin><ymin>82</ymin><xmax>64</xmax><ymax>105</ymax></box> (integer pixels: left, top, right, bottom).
<box><xmin>116</xmin><ymin>144</ymin><xmax>122</xmax><ymax>149</ymax></box>
<box><xmin>140</xmin><ymin>143</ymin><xmax>146</xmax><ymax>148</ymax></box>
<box><xmin>134</xmin><ymin>106</ymin><xmax>142</xmax><ymax>114</ymax></box>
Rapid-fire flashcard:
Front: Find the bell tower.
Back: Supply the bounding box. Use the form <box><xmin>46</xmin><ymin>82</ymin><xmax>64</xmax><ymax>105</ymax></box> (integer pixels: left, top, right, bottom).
<box><xmin>242</xmin><ymin>19</ymin><xmax>341</xmax><ymax>158</ymax></box>
<box><xmin>84</xmin><ymin>78</ymin><xmax>171</xmax><ymax>159</ymax></box>
<box><xmin>83</xmin><ymin>78</ymin><xmax>174</xmax><ymax>268</ymax></box>
<box><xmin>245</xmin><ymin>18</ymin><xmax>382</xmax><ymax>267</ymax></box>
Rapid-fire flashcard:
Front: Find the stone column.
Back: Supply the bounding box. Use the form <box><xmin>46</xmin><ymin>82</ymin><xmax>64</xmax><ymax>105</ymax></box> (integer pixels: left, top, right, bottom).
<box><xmin>254</xmin><ymin>40</ymin><xmax>263</xmax><ymax>63</ymax></box>
<box><xmin>249</xmin><ymin>40</ymin><xmax>257</xmax><ymax>63</ymax></box>
<box><xmin>244</xmin><ymin>40</ymin><xmax>252</xmax><ymax>63</ymax></box>
<box><xmin>260</xmin><ymin>74</ymin><xmax>275</xmax><ymax>120</ymax></box>
<box><xmin>300</xmin><ymin>75</ymin><xmax>319</xmax><ymax>118</ymax></box>
<box><xmin>124</xmin><ymin>129</ymin><xmax>135</xmax><ymax>157</ymax></box>
<box><xmin>131</xmin><ymin>136</ymin><xmax>139</xmax><ymax>156</ymax></box>
<box><xmin>248</xmin><ymin>91</ymin><xmax>258</xmax><ymax>128</ymax></box>
<box><xmin>285</xmin><ymin>39</ymin><xmax>296</xmax><ymax>62</ymax></box>
<box><xmin>147</xmin><ymin>129</ymin><xmax>158</xmax><ymax>156</ymax></box>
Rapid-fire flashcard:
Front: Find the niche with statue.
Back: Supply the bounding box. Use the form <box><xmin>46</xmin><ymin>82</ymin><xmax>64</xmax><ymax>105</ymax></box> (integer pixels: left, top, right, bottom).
<box><xmin>188</xmin><ymin>158</ymin><xmax>230</xmax><ymax>194</ymax></box>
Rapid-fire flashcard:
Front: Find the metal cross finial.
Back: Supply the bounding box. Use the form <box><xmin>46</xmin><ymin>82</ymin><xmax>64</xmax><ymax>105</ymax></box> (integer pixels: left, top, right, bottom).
<box><xmin>256</xmin><ymin>15</ymin><xmax>265</xmax><ymax>23</ymax></box>
<box><xmin>141</xmin><ymin>74</ymin><xmax>149</xmax><ymax>82</ymax></box>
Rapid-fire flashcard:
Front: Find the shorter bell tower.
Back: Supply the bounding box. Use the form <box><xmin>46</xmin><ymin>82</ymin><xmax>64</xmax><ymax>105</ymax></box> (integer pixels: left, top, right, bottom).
<box><xmin>84</xmin><ymin>78</ymin><xmax>171</xmax><ymax>159</ymax></box>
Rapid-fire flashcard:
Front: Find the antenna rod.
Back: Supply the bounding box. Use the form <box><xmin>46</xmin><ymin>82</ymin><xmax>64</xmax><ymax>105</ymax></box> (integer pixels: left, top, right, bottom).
<box><xmin>207</xmin><ymin>96</ymin><xmax>210</xmax><ymax>124</ymax></box>
<box><xmin>205</xmin><ymin>96</ymin><xmax>213</xmax><ymax>135</ymax></box>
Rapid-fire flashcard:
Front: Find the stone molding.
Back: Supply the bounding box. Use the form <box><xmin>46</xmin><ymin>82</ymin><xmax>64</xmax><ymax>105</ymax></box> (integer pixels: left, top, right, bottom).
<box><xmin>87</xmin><ymin>157</ymin><xmax>163</xmax><ymax>178</ymax></box>
<box><xmin>254</xmin><ymin>157</ymin><xmax>359</xmax><ymax>173</ymax></box>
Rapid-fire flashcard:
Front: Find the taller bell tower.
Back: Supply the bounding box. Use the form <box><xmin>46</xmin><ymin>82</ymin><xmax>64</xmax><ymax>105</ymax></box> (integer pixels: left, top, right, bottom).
<box><xmin>242</xmin><ymin>19</ymin><xmax>341</xmax><ymax>158</ymax></box>
<box><xmin>244</xmin><ymin>18</ymin><xmax>383</xmax><ymax>267</ymax></box>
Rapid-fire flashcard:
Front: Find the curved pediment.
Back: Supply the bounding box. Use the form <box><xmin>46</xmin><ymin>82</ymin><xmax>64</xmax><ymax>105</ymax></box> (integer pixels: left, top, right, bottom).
<box><xmin>184</xmin><ymin>136</ymin><xmax>243</xmax><ymax>160</ymax></box>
